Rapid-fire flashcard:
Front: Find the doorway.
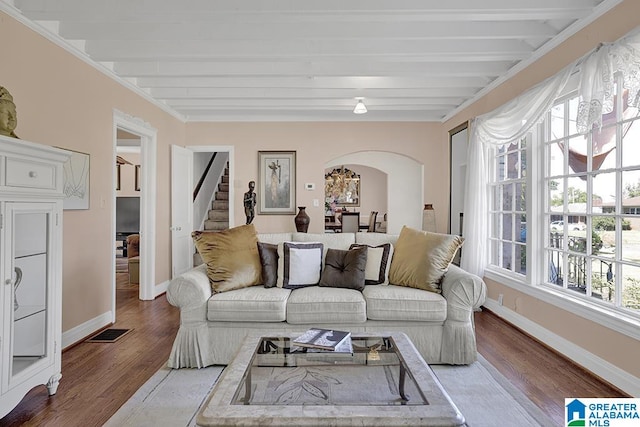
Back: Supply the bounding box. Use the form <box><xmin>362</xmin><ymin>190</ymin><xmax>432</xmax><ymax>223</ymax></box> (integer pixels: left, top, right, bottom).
<box><xmin>112</xmin><ymin>110</ymin><xmax>157</xmax><ymax>323</ymax></box>
<box><xmin>170</xmin><ymin>145</ymin><xmax>234</xmax><ymax>279</ymax></box>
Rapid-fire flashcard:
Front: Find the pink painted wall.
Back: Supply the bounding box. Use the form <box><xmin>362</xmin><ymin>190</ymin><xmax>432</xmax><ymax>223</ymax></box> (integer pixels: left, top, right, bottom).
<box><xmin>0</xmin><ymin>11</ymin><xmax>184</xmax><ymax>331</ymax></box>
<box><xmin>185</xmin><ymin>121</ymin><xmax>445</xmax><ymax>234</ymax></box>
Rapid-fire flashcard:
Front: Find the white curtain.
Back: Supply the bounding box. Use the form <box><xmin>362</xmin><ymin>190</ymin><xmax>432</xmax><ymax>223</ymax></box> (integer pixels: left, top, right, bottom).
<box><xmin>461</xmin><ymin>27</ymin><xmax>640</xmax><ymax>278</ymax></box>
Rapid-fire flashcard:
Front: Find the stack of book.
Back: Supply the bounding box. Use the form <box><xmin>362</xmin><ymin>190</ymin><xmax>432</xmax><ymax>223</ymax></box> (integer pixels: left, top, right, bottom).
<box><xmin>292</xmin><ymin>328</ymin><xmax>352</xmax><ymax>353</ymax></box>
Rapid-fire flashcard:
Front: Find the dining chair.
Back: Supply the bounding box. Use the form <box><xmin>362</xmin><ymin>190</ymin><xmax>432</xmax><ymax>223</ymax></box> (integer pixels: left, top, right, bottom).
<box><xmin>340</xmin><ymin>212</ymin><xmax>360</xmax><ymax>233</ymax></box>
<box><xmin>367</xmin><ymin>211</ymin><xmax>378</xmax><ymax>232</ymax></box>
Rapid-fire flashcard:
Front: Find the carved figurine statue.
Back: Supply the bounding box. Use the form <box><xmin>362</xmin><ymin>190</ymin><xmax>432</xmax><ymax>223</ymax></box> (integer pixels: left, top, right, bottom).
<box><xmin>0</xmin><ymin>86</ymin><xmax>19</xmax><ymax>138</ymax></box>
<box><xmin>243</xmin><ymin>180</ymin><xmax>257</xmax><ymax>224</ymax></box>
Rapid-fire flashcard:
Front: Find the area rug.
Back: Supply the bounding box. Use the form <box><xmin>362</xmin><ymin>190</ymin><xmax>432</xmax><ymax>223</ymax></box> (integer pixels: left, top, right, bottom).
<box><xmin>104</xmin><ymin>355</ymin><xmax>553</xmax><ymax>427</ymax></box>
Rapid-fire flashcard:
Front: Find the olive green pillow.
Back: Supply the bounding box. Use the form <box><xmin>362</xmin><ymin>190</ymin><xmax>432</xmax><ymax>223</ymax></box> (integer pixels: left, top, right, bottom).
<box><xmin>389</xmin><ymin>226</ymin><xmax>464</xmax><ymax>293</ymax></box>
<box><xmin>192</xmin><ymin>224</ymin><xmax>261</xmax><ymax>293</ymax></box>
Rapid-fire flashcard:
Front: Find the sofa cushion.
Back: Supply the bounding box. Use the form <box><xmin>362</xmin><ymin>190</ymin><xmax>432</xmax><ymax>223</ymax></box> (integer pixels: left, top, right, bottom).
<box><xmin>192</xmin><ymin>224</ymin><xmax>261</xmax><ymax>293</ymax></box>
<box><xmin>286</xmin><ymin>286</ymin><xmax>367</xmax><ymax>324</ymax></box>
<box><xmin>258</xmin><ymin>233</ymin><xmax>292</xmax><ymax>244</ymax></box>
<box><xmin>349</xmin><ymin>243</ymin><xmax>393</xmax><ymax>285</ymax></box>
<box><xmin>319</xmin><ymin>246</ymin><xmax>367</xmax><ymax>290</ymax></box>
<box><xmin>355</xmin><ymin>232</ymin><xmax>398</xmax><ymax>247</ymax></box>
<box><xmin>257</xmin><ymin>242</ymin><xmax>278</xmax><ymax>288</ymax></box>
<box><xmin>389</xmin><ymin>226</ymin><xmax>463</xmax><ymax>293</ymax></box>
<box><xmin>207</xmin><ymin>286</ymin><xmax>291</xmax><ymax>322</ymax></box>
<box><xmin>362</xmin><ymin>285</ymin><xmax>447</xmax><ymax>322</ymax></box>
<box><xmin>277</xmin><ymin>242</ymin><xmax>323</xmax><ymax>289</ymax></box>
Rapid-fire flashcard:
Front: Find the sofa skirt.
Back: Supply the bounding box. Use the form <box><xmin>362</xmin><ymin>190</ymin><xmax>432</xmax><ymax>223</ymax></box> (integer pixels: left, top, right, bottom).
<box><xmin>167</xmin><ymin>320</ymin><xmax>447</xmax><ymax>368</ymax></box>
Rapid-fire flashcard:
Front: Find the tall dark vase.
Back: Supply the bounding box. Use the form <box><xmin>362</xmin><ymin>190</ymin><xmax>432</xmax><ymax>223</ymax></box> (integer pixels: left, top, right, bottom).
<box><xmin>294</xmin><ymin>206</ymin><xmax>310</xmax><ymax>233</ymax></box>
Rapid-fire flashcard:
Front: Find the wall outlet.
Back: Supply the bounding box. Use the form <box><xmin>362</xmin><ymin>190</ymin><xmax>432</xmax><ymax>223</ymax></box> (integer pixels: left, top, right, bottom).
<box><xmin>498</xmin><ymin>294</ymin><xmax>504</xmax><ymax>306</ymax></box>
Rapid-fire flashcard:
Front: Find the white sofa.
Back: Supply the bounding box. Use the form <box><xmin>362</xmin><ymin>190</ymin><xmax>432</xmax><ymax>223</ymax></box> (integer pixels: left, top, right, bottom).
<box><xmin>166</xmin><ymin>232</ymin><xmax>486</xmax><ymax>368</ymax></box>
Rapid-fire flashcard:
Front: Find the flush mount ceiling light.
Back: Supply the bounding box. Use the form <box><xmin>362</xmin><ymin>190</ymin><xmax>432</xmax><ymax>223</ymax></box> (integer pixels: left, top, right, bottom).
<box><xmin>353</xmin><ymin>98</ymin><xmax>367</xmax><ymax>114</ymax></box>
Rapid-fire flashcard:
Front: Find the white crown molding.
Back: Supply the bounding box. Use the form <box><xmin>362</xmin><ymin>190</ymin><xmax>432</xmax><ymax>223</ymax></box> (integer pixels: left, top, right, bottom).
<box><xmin>441</xmin><ymin>0</ymin><xmax>624</xmax><ymax>123</ymax></box>
<box><xmin>0</xmin><ymin>3</ymin><xmax>185</xmax><ymax>123</ymax></box>
<box><xmin>483</xmin><ymin>299</ymin><xmax>640</xmax><ymax>397</ymax></box>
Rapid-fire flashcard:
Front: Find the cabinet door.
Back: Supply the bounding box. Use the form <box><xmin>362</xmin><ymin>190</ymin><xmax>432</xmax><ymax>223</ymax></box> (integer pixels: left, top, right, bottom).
<box><xmin>2</xmin><ymin>202</ymin><xmax>56</xmax><ymax>392</ymax></box>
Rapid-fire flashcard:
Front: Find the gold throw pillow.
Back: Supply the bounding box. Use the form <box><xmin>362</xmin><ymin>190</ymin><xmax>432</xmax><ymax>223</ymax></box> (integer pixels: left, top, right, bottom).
<box><xmin>389</xmin><ymin>226</ymin><xmax>464</xmax><ymax>293</ymax></box>
<box><xmin>192</xmin><ymin>224</ymin><xmax>261</xmax><ymax>293</ymax></box>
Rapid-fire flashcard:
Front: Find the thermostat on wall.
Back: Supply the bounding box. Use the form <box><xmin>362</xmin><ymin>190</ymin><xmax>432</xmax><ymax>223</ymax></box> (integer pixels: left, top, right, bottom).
<box><xmin>305</xmin><ymin>183</ymin><xmax>315</xmax><ymax>190</ymax></box>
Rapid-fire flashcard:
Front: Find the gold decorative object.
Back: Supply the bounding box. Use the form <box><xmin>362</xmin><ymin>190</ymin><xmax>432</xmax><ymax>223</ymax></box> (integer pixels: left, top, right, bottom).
<box><xmin>0</xmin><ymin>86</ymin><xmax>19</xmax><ymax>138</ymax></box>
<box><xmin>325</xmin><ymin>166</ymin><xmax>360</xmax><ymax>207</ymax></box>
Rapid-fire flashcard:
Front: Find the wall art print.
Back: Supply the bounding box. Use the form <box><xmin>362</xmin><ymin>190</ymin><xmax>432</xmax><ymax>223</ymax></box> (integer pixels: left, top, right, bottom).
<box><xmin>61</xmin><ymin>148</ymin><xmax>90</xmax><ymax>210</ymax></box>
<box><xmin>258</xmin><ymin>151</ymin><xmax>296</xmax><ymax>215</ymax></box>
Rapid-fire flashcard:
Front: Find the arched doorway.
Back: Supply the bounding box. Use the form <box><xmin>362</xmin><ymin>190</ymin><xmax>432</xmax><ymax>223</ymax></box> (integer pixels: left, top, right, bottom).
<box><xmin>325</xmin><ymin>151</ymin><xmax>423</xmax><ymax>234</ymax></box>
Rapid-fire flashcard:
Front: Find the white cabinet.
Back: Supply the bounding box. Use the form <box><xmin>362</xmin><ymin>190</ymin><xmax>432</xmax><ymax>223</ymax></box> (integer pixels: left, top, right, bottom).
<box><xmin>0</xmin><ymin>135</ymin><xmax>69</xmax><ymax>418</ymax></box>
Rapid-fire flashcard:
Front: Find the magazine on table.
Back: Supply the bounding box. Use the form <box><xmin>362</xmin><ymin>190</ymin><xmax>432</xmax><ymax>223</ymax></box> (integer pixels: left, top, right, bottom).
<box><xmin>292</xmin><ymin>328</ymin><xmax>352</xmax><ymax>351</ymax></box>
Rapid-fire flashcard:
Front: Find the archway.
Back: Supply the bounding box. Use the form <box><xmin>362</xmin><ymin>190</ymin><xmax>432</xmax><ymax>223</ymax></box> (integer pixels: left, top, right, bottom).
<box><xmin>325</xmin><ymin>151</ymin><xmax>423</xmax><ymax>234</ymax></box>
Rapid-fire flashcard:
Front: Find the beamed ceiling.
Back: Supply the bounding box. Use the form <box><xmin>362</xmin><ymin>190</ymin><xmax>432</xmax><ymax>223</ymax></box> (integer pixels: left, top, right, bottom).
<box><xmin>3</xmin><ymin>0</ymin><xmax>621</xmax><ymax>122</ymax></box>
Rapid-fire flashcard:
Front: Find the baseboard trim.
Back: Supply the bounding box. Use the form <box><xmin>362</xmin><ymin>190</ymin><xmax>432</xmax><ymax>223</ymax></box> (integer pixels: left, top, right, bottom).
<box><xmin>483</xmin><ymin>298</ymin><xmax>640</xmax><ymax>397</ymax></box>
<box><xmin>154</xmin><ymin>280</ymin><xmax>170</xmax><ymax>298</ymax></box>
<box><xmin>61</xmin><ymin>311</ymin><xmax>113</xmax><ymax>350</ymax></box>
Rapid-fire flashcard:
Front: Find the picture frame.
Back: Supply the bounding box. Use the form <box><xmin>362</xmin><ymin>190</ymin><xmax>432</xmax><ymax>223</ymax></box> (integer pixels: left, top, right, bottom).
<box><xmin>258</xmin><ymin>151</ymin><xmax>296</xmax><ymax>214</ymax></box>
<box><xmin>135</xmin><ymin>165</ymin><xmax>141</xmax><ymax>191</ymax></box>
<box><xmin>59</xmin><ymin>148</ymin><xmax>90</xmax><ymax>210</ymax></box>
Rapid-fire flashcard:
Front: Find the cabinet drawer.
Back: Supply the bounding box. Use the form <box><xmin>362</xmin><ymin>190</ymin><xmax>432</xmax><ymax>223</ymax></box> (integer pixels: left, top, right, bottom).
<box><xmin>5</xmin><ymin>157</ymin><xmax>57</xmax><ymax>191</ymax></box>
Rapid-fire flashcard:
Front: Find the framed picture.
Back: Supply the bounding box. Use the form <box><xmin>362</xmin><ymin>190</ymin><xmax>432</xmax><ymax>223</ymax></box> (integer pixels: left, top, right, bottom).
<box><xmin>135</xmin><ymin>165</ymin><xmax>141</xmax><ymax>191</ymax></box>
<box><xmin>258</xmin><ymin>151</ymin><xmax>296</xmax><ymax>214</ymax></box>
<box><xmin>60</xmin><ymin>148</ymin><xmax>90</xmax><ymax>210</ymax></box>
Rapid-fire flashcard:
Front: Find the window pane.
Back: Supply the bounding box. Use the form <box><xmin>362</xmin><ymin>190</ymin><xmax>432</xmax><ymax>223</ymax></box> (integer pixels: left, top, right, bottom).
<box><xmin>507</xmin><ymin>150</ymin><xmax>519</xmax><ymax>179</ymax></box>
<box><xmin>503</xmin><ymin>184</ymin><xmax>513</xmax><ymax>211</ymax></box>
<box><xmin>490</xmin><ymin>214</ymin><xmax>500</xmax><ymax>239</ymax></box>
<box><xmin>593</xmin><ymin>172</ymin><xmax>617</xmax><ymax>212</ymax></box>
<box><xmin>516</xmin><ymin>244</ymin><xmax>526</xmax><ymax>275</ymax></box>
<box><xmin>593</xmin><ymin>263</ymin><xmax>615</xmax><ymax>304</ymax></box>
<box><xmin>622</xmin><ymin>117</ymin><xmax>640</xmax><ymax>168</ymax></box>
<box><xmin>497</xmin><ymin>155</ymin><xmax>506</xmax><ymax>181</ymax></box>
<box><xmin>516</xmin><ymin>182</ymin><xmax>526</xmax><ymax>211</ymax></box>
<box><xmin>567</xmin><ymin>254</ymin><xmax>588</xmax><ymax>290</ymax></box>
<box><xmin>490</xmin><ymin>239</ymin><xmax>499</xmax><ymax>266</ymax></box>
<box><xmin>547</xmin><ymin>250</ymin><xmax>564</xmax><ymax>285</ymax></box>
<box><xmin>492</xmin><ymin>186</ymin><xmax>501</xmax><ymax>211</ymax></box>
<box><xmin>622</xmin><ymin>170</ymin><xmax>640</xmax><ymax>202</ymax></box>
<box><xmin>593</xmin><ymin>122</ymin><xmax>618</xmax><ymax>171</ymax></box>
<box><xmin>548</xmin><ymin>143</ymin><xmax>564</xmax><ymax>176</ymax></box>
<box><xmin>622</xmin><ymin>264</ymin><xmax>640</xmax><ymax>311</ymax></box>
<box><xmin>568</xmin><ymin>97</ymin><xmax>579</xmax><ymax>136</ymax></box>
<box><xmin>551</xmin><ymin>103</ymin><xmax>565</xmax><ymax>140</ymax></box>
<box><xmin>502</xmin><ymin>242</ymin><xmax>513</xmax><ymax>270</ymax></box>
<box><xmin>518</xmin><ymin>216</ymin><xmax>527</xmax><ymax>243</ymax></box>
<box><xmin>621</xmin><ymin>216</ymin><xmax>640</xmax><ymax>264</ymax></box>
<box><xmin>567</xmin><ymin>135</ymin><xmax>588</xmax><ymax>175</ymax></box>
<box><xmin>502</xmin><ymin>213</ymin><xmax>512</xmax><ymax>240</ymax></box>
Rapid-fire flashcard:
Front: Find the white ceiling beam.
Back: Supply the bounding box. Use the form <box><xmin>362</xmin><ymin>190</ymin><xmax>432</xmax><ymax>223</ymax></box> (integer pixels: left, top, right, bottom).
<box><xmin>15</xmin><ymin>0</ymin><xmax>599</xmax><ymax>21</ymax></box>
<box><xmin>165</xmin><ymin>98</ymin><xmax>461</xmax><ymax>108</ymax></box>
<box><xmin>149</xmin><ymin>87</ymin><xmax>479</xmax><ymax>99</ymax></box>
<box><xmin>134</xmin><ymin>76</ymin><xmax>489</xmax><ymax>90</ymax></box>
<box><xmin>116</xmin><ymin>61</ymin><xmax>513</xmax><ymax>78</ymax></box>
<box><xmin>183</xmin><ymin>110</ymin><xmax>447</xmax><ymax>122</ymax></box>
<box><xmin>85</xmin><ymin>39</ymin><xmax>532</xmax><ymax>60</ymax></box>
<box><xmin>58</xmin><ymin>21</ymin><xmax>557</xmax><ymax>41</ymax></box>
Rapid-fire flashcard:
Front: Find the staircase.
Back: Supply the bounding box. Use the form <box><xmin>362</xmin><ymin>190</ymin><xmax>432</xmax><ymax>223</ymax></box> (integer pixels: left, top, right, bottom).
<box><xmin>203</xmin><ymin>164</ymin><xmax>230</xmax><ymax>231</ymax></box>
<box><xmin>194</xmin><ymin>164</ymin><xmax>230</xmax><ymax>266</ymax></box>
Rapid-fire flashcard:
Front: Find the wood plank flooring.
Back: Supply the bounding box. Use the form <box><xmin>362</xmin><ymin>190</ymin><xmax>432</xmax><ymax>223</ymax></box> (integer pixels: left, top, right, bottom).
<box><xmin>1</xmin><ymin>279</ymin><xmax>628</xmax><ymax>426</ymax></box>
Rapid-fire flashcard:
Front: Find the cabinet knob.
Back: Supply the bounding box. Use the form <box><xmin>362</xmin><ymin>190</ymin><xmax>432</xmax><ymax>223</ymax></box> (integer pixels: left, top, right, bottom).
<box><xmin>29</xmin><ymin>171</ymin><xmax>38</xmax><ymax>178</ymax></box>
<box><xmin>5</xmin><ymin>278</ymin><xmax>12</xmax><ymax>285</ymax></box>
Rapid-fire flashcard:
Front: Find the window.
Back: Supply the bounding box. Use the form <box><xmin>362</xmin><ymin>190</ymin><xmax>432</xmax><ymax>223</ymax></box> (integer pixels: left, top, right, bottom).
<box><xmin>542</xmin><ymin>75</ymin><xmax>640</xmax><ymax>314</ymax></box>
<box><xmin>488</xmin><ymin>137</ymin><xmax>528</xmax><ymax>277</ymax></box>
<box><xmin>487</xmin><ymin>73</ymin><xmax>640</xmax><ymax>316</ymax></box>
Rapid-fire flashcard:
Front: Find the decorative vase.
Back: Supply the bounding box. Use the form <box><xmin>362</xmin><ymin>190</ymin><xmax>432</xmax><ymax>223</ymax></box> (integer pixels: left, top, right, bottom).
<box><xmin>422</xmin><ymin>204</ymin><xmax>436</xmax><ymax>232</ymax></box>
<box><xmin>294</xmin><ymin>206</ymin><xmax>310</xmax><ymax>233</ymax></box>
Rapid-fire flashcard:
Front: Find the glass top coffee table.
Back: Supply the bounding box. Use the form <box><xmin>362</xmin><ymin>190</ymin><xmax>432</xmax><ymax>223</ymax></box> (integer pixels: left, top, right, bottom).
<box><xmin>197</xmin><ymin>332</ymin><xmax>465</xmax><ymax>426</ymax></box>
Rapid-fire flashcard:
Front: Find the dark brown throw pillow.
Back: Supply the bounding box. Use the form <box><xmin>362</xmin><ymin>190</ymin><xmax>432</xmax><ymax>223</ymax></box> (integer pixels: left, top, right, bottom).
<box><xmin>319</xmin><ymin>246</ymin><xmax>368</xmax><ymax>291</ymax></box>
<box><xmin>257</xmin><ymin>242</ymin><xmax>278</xmax><ymax>288</ymax></box>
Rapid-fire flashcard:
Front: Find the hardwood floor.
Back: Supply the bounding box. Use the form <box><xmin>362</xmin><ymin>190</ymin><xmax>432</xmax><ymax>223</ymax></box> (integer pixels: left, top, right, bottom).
<box><xmin>1</xmin><ymin>283</ymin><xmax>627</xmax><ymax>426</ymax></box>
